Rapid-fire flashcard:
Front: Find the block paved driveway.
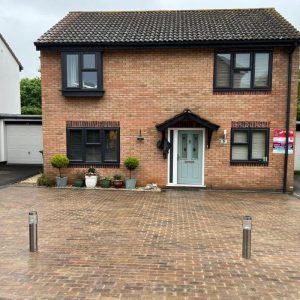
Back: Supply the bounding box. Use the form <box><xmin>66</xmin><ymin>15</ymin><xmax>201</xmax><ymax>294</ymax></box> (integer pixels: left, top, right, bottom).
<box><xmin>0</xmin><ymin>187</ymin><xmax>300</xmax><ymax>299</ymax></box>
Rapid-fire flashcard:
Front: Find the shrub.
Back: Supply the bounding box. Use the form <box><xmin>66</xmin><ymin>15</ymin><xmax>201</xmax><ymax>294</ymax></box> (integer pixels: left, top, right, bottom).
<box><xmin>50</xmin><ymin>155</ymin><xmax>69</xmax><ymax>178</ymax></box>
<box><xmin>86</xmin><ymin>167</ymin><xmax>97</xmax><ymax>176</ymax></box>
<box><xmin>37</xmin><ymin>174</ymin><xmax>55</xmax><ymax>187</ymax></box>
<box><xmin>113</xmin><ymin>174</ymin><xmax>122</xmax><ymax>180</ymax></box>
<box><xmin>124</xmin><ymin>157</ymin><xmax>139</xmax><ymax>179</ymax></box>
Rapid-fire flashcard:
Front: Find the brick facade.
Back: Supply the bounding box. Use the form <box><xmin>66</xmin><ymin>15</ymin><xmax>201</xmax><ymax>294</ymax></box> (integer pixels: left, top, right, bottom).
<box><xmin>40</xmin><ymin>47</ymin><xmax>299</xmax><ymax>190</ymax></box>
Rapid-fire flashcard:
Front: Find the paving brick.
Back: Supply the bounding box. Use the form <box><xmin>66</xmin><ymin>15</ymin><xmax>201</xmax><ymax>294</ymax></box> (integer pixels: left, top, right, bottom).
<box><xmin>0</xmin><ymin>186</ymin><xmax>299</xmax><ymax>299</ymax></box>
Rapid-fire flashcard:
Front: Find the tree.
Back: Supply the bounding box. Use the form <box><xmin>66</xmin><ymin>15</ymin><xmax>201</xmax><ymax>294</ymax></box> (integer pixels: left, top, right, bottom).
<box><xmin>20</xmin><ymin>77</ymin><xmax>41</xmax><ymax>115</ymax></box>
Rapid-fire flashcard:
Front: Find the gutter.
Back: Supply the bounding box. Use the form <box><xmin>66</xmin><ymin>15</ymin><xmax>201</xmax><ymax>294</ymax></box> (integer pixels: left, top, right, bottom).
<box><xmin>283</xmin><ymin>44</ymin><xmax>297</xmax><ymax>193</ymax></box>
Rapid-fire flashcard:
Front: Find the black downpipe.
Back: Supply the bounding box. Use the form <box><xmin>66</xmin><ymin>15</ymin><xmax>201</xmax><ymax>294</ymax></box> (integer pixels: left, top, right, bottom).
<box><xmin>283</xmin><ymin>46</ymin><xmax>296</xmax><ymax>193</ymax></box>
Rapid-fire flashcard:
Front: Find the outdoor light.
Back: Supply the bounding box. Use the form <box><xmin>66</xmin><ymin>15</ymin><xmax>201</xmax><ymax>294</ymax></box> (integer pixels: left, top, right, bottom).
<box><xmin>242</xmin><ymin>216</ymin><xmax>252</xmax><ymax>259</ymax></box>
<box><xmin>220</xmin><ymin>129</ymin><xmax>227</xmax><ymax>144</ymax></box>
<box><xmin>137</xmin><ymin>129</ymin><xmax>144</xmax><ymax>141</ymax></box>
<box><xmin>29</xmin><ymin>211</ymin><xmax>38</xmax><ymax>252</ymax></box>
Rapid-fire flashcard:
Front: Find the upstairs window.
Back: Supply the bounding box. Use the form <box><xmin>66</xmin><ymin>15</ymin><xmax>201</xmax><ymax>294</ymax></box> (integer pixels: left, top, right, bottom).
<box><xmin>231</xmin><ymin>128</ymin><xmax>269</xmax><ymax>164</ymax></box>
<box><xmin>214</xmin><ymin>52</ymin><xmax>272</xmax><ymax>90</ymax></box>
<box><xmin>62</xmin><ymin>52</ymin><xmax>103</xmax><ymax>97</ymax></box>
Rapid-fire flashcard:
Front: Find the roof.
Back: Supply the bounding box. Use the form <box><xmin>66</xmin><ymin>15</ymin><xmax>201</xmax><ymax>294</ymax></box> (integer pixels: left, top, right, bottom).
<box><xmin>156</xmin><ymin>109</ymin><xmax>219</xmax><ymax>131</ymax></box>
<box><xmin>0</xmin><ymin>34</ymin><xmax>23</xmax><ymax>71</ymax></box>
<box><xmin>35</xmin><ymin>8</ymin><xmax>300</xmax><ymax>49</ymax></box>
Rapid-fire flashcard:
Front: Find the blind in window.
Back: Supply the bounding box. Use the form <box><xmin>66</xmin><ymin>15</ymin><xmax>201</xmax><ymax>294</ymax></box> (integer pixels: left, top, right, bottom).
<box><xmin>216</xmin><ymin>54</ymin><xmax>231</xmax><ymax>87</ymax></box>
<box><xmin>232</xmin><ymin>145</ymin><xmax>248</xmax><ymax>160</ymax></box>
<box><xmin>252</xmin><ymin>131</ymin><xmax>266</xmax><ymax>159</ymax></box>
<box><xmin>69</xmin><ymin>130</ymin><xmax>82</xmax><ymax>160</ymax></box>
<box><xmin>254</xmin><ymin>53</ymin><xmax>269</xmax><ymax>87</ymax></box>
<box><xmin>233</xmin><ymin>131</ymin><xmax>247</xmax><ymax>143</ymax></box>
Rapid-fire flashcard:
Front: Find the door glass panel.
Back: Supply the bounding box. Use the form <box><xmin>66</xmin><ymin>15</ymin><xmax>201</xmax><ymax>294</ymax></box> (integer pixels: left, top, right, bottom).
<box><xmin>181</xmin><ymin>134</ymin><xmax>187</xmax><ymax>159</ymax></box>
<box><xmin>192</xmin><ymin>134</ymin><xmax>199</xmax><ymax>159</ymax></box>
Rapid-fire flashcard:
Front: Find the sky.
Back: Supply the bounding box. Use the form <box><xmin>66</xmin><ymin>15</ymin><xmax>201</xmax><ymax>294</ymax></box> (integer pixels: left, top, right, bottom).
<box><xmin>1</xmin><ymin>0</ymin><xmax>300</xmax><ymax>79</ymax></box>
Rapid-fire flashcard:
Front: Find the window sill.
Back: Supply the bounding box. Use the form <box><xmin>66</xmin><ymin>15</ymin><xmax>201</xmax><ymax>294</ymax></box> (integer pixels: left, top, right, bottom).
<box><xmin>69</xmin><ymin>162</ymin><xmax>120</xmax><ymax>168</ymax></box>
<box><xmin>230</xmin><ymin>161</ymin><xmax>268</xmax><ymax>167</ymax></box>
<box><xmin>62</xmin><ymin>90</ymin><xmax>104</xmax><ymax>97</ymax></box>
<box><xmin>213</xmin><ymin>89</ymin><xmax>271</xmax><ymax>95</ymax></box>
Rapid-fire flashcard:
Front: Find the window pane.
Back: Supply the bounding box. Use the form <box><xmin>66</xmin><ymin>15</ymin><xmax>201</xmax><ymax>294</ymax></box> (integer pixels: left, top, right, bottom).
<box><xmin>215</xmin><ymin>54</ymin><xmax>231</xmax><ymax>88</ymax></box>
<box><xmin>181</xmin><ymin>134</ymin><xmax>187</xmax><ymax>159</ymax></box>
<box><xmin>254</xmin><ymin>53</ymin><xmax>270</xmax><ymax>87</ymax></box>
<box><xmin>105</xmin><ymin>130</ymin><xmax>118</xmax><ymax>161</ymax></box>
<box><xmin>233</xmin><ymin>70</ymin><xmax>251</xmax><ymax>88</ymax></box>
<box><xmin>232</xmin><ymin>145</ymin><xmax>248</xmax><ymax>160</ymax></box>
<box><xmin>235</xmin><ymin>53</ymin><xmax>250</xmax><ymax>68</ymax></box>
<box><xmin>87</xmin><ymin>130</ymin><xmax>100</xmax><ymax>143</ymax></box>
<box><xmin>233</xmin><ymin>131</ymin><xmax>248</xmax><ymax>143</ymax></box>
<box><xmin>86</xmin><ymin>146</ymin><xmax>101</xmax><ymax>162</ymax></box>
<box><xmin>192</xmin><ymin>134</ymin><xmax>198</xmax><ymax>159</ymax></box>
<box><xmin>69</xmin><ymin>130</ymin><xmax>82</xmax><ymax>160</ymax></box>
<box><xmin>82</xmin><ymin>72</ymin><xmax>97</xmax><ymax>89</ymax></box>
<box><xmin>252</xmin><ymin>131</ymin><xmax>266</xmax><ymax>159</ymax></box>
<box><xmin>83</xmin><ymin>54</ymin><xmax>96</xmax><ymax>69</ymax></box>
<box><xmin>66</xmin><ymin>54</ymin><xmax>79</xmax><ymax>88</ymax></box>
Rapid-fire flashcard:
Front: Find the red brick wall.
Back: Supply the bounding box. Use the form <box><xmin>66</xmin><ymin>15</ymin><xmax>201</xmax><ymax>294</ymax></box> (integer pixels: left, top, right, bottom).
<box><xmin>40</xmin><ymin>47</ymin><xmax>299</xmax><ymax>190</ymax></box>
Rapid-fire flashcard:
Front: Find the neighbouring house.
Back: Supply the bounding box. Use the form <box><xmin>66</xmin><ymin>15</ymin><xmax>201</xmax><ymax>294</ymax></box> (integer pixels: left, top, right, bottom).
<box><xmin>0</xmin><ymin>34</ymin><xmax>43</xmax><ymax>165</ymax></box>
<box><xmin>35</xmin><ymin>8</ymin><xmax>300</xmax><ymax>191</ymax></box>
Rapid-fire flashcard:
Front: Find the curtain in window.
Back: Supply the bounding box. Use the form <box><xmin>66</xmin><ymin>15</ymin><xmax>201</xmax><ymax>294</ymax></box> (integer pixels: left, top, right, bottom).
<box><xmin>216</xmin><ymin>54</ymin><xmax>231</xmax><ymax>87</ymax></box>
<box><xmin>252</xmin><ymin>132</ymin><xmax>266</xmax><ymax>159</ymax></box>
<box><xmin>67</xmin><ymin>54</ymin><xmax>79</xmax><ymax>88</ymax></box>
<box><xmin>233</xmin><ymin>131</ymin><xmax>247</xmax><ymax>143</ymax></box>
<box><xmin>254</xmin><ymin>53</ymin><xmax>269</xmax><ymax>87</ymax></box>
<box><xmin>105</xmin><ymin>130</ymin><xmax>117</xmax><ymax>161</ymax></box>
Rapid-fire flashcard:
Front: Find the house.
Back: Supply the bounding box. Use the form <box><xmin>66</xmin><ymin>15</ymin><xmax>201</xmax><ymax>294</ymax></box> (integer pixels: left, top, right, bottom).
<box><xmin>0</xmin><ymin>34</ymin><xmax>43</xmax><ymax>165</ymax></box>
<box><xmin>35</xmin><ymin>8</ymin><xmax>300</xmax><ymax>191</ymax></box>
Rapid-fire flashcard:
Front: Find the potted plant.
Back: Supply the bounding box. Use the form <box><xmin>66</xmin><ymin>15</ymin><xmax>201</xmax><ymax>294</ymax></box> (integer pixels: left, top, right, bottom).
<box><xmin>50</xmin><ymin>154</ymin><xmax>70</xmax><ymax>187</ymax></box>
<box><xmin>99</xmin><ymin>176</ymin><xmax>112</xmax><ymax>188</ymax></box>
<box><xmin>112</xmin><ymin>174</ymin><xmax>123</xmax><ymax>188</ymax></box>
<box><xmin>124</xmin><ymin>157</ymin><xmax>139</xmax><ymax>189</ymax></box>
<box><xmin>73</xmin><ymin>171</ymin><xmax>85</xmax><ymax>188</ymax></box>
<box><xmin>85</xmin><ymin>167</ymin><xmax>98</xmax><ymax>188</ymax></box>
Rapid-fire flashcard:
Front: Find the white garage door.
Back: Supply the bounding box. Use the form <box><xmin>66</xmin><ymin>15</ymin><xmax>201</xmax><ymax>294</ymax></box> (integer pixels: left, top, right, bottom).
<box><xmin>6</xmin><ymin>125</ymin><xmax>43</xmax><ymax>164</ymax></box>
<box><xmin>295</xmin><ymin>131</ymin><xmax>300</xmax><ymax>171</ymax></box>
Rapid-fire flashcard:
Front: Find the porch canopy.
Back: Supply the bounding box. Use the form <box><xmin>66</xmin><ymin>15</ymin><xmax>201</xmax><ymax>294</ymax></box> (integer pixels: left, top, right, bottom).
<box><xmin>156</xmin><ymin>109</ymin><xmax>220</xmax><ymax>149</ymax></box>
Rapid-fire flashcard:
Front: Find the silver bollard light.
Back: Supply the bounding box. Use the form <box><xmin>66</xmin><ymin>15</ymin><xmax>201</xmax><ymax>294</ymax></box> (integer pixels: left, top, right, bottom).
<box><xmin>29</xmin><ymin>211</ymin><xmax>38</xmax><ymax>252</ymax></box>
<box><xmin>242</xmin><ymin>216</ymin><xmax>252</xmax><ymax>259</ymax></box>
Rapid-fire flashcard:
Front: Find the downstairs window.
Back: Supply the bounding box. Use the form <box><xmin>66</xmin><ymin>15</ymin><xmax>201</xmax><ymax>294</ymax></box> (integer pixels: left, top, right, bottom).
<box><xmin>231</xmin><ymin>128</ymin><xmax>269</xmax><ymax>165</ymax></box>
<box><xmin>67</xmin><ymin>128</ymin><xmax>120</xmax><ymax>165</ymax></box>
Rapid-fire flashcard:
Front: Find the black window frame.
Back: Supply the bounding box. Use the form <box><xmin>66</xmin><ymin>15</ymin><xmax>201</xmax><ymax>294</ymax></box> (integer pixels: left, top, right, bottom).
<box><xmin>230</xmin><ymin>128</ymin><xmax>269</xmax><ymax>165</ymax></box>
<box><xmin>67</xmin><ymin>127</ymin><xmax>120</xmax><ymax>166</ymax></box>
<box><xmin>61</xmin><ymin>51</ymin><xmax>104</xmax><ymax>97</ymax></box>
<box><xmin>214</xmin><ymin>51</ymin><xmax>272</xmax><ymax>91</ymax></box>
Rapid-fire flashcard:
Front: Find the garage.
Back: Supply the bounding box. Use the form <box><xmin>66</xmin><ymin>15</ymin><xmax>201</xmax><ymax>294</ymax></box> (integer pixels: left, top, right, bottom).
<box><xmin>0</xmin><ymin>115</ymin><xmax>42</xmax><ymax>165</ymax></box>
<box><xmin>6</xmin><ymin>124</ymin><xmax>42</xmax><ymax>164</ymax></box>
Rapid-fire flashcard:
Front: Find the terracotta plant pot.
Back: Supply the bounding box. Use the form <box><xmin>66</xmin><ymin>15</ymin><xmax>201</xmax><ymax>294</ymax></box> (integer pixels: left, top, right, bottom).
<box><xmin>112</xmin><ymin>180</ymin><xmax>123</xmax><ymax>188</ymax></box>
